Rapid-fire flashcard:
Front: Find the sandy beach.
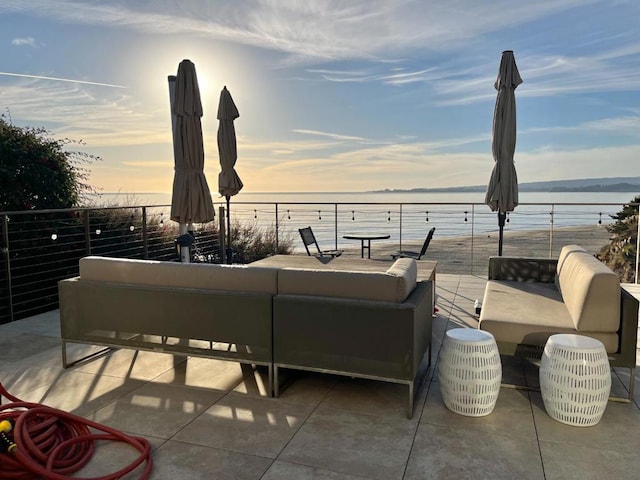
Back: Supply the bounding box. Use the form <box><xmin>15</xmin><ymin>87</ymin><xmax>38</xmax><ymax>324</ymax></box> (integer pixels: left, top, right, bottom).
<box><xmin>338</xmin><ymin>224</ymin><xmax>613</xmax><ymax>275</ymax></box>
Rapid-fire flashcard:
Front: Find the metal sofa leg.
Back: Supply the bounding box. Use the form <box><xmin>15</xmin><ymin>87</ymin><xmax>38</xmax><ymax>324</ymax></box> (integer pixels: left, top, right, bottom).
<box><xmin>268</xmin><ymin>364</ymin><xmax>274</xmax><ymax>398</ymax></box>
<box><xmin>407</xmin><ymin>381</ymin><xmax>414</xmax><ymax>419</ymax></box>
<box><xmin>274</xmin><ymin>365</ymin><xmax>280</xmax><ymax>397</ymax></box>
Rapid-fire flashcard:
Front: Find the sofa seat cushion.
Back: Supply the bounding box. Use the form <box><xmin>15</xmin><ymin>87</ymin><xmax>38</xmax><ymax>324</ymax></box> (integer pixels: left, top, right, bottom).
<box><xmin>557</xmin><ymin>250</ymin><xmax>620</xmax><ymax>332</ymax></box>
<box><xmin>79</xmin><ymin>256</ymin><xmax>278</xmax><ymax>294</ymax></box>
<box><xmin>277</xmin><ymin>258</ymin><xmax>417</xmax><ymax>303</ymax></box>
<box><xmin>480</xmin><ymin>280</ymin><xmax>574</xmax><ymax>332</ymax></box>
<box><xmin>479</xmin><ymin>280</ymin><xmax>619</xmax><ymax>352</ymax></box>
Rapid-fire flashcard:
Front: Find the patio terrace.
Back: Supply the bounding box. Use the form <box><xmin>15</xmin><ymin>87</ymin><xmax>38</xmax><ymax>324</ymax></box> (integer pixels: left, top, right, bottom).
<box><xmin>2</xmin><ymin>266</ymin><xmax>639</xmax><ymax>479</ymax></box>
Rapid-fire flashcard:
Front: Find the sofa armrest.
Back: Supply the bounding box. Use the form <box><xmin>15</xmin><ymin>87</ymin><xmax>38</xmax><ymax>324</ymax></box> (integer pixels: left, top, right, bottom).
<box><xmin>611</xmin><ymin>287</ymin><xmax>640</xmax><ymax>368</ymax></box>
<box><xmin>488</xmin><ymin>256</ymin><xmax>557</xmax><ymax>283</ymax></box>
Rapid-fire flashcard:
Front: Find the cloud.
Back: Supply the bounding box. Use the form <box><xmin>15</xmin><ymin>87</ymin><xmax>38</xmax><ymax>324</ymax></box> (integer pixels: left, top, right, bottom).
<box><xmin>0</xmin><ymin>0</ymin><xmax>599</xmax><ymax>62</ymax></box>
<box><xmin>3</xmin><ymin>1</ymin><xmax>637</xmax><ymax>104</ymax></box>
<box><xmin>0</xmin><ymin>71</ymin><xmax>126</xmax><ymax>88</ymax></box>
<box><xmin>315</xmin><ymin>67</ymin><xmax>440</xmax><ymax>85</ymax></box>
<box><xmin>0</xmin><ymin>78</ymin><xmax>164</xmax><ymax>147</ymax></box>
<box><xmin>525</xmin><ymin>116</ymin><xmax>640</xmax><ymax>138</ymax></box>
<box><xmin>516</xmin><ymin>144</ymin><xmax>640</xmax><ymax>184</ymax></box>
<box><xmin>292</xmin><ymin>129</ymin><xmax>368</xmax><ymax>142</ymax></box>
<box><xmin>11</xmin><ymin>36</ymin><xmax>36</xmax><ymax>47</ymax></box>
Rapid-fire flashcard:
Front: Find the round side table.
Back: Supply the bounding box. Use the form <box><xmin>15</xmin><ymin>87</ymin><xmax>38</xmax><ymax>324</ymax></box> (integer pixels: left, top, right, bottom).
<box><xmin>438</xmin><ymin>328</ymin><xmax>502</xmax><ymax>417</ymax></box>
<box><xmin>539</xmin><ymin>334</ymin><xmax>611</xmax><ymax>427</ymax></box>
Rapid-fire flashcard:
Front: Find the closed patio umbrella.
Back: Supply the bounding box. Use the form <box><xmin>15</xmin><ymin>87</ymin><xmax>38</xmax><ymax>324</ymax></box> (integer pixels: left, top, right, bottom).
<box><xmin>169</xmin><ymin>59</ymin><xmax>215</xmax><ymax>262</ymax></box>
<box><xmin>485</xmin><ymin>50</ymin><xmax>523</xmax><ymax>256</ymax></box>
<box><xmin>217</xmin><ymin>86</ymin><xmax>243</xmax><ymax>264</ymax></box>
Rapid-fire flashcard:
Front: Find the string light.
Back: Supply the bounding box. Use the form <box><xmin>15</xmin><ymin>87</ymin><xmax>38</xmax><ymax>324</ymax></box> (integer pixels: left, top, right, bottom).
<box><xmin>464</xmin><ymin>211</ymin><xmax>468</xmax><ymax>222</ymax></box>
<box><xmin>318</xmin><ymin>210</ymin><xmax>322</xmax><ymax>220</ymax></box>
<box><xmin>352</xmin><ymin>210</ymin><xmax>355</xmax><ymax>221</ymax></box>
<box><xmin>287</xmin><ymin>209</ymin><xmax>291</xmax><ymax>220</ymax></box>
<box><xmin>425</xmin><ymin>211</ymin><xmax>429</xmax><ymax>222</ymax></box>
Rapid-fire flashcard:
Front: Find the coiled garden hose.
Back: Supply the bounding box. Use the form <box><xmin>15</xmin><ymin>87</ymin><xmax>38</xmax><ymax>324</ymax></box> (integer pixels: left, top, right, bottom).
<box><xmin>0</xmin><ymin>382</ymin><xmax>152</xmax><ymax>479</ymax></box>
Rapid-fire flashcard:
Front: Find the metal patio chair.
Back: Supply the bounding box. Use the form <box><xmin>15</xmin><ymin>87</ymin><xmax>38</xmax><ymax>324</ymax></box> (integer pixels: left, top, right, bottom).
<box><xmin>392</xmin><ymin>227</ymin><xmax>435</xmax><ymax>260</ymax></box>
<box><xmin>299</xmin><ymin>226</ymin><xmax>343</xmax><ymax>257</ymax></box>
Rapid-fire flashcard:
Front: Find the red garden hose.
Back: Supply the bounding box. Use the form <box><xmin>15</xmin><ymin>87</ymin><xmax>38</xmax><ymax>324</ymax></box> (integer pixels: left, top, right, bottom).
<box><xmin>0</xmin><ymin>382</ymin><xmax>152</xmax><ymax>479</ymax></box>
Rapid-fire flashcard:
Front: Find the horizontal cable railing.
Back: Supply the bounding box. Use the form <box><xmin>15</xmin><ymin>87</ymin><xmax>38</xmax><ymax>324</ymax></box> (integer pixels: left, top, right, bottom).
<box><xmin>1</xmin><ymin>201</ymin><xmax>637</xmax><ymax>324</ymax></box>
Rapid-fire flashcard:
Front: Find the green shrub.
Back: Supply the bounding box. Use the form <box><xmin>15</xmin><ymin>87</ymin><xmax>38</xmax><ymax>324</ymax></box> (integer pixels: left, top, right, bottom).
<box><xmin>597</xmin><ymin>195</ymin><xmax>639</xmax><ymax>282</ymax></box>
<box><xmin>0</xmin><ymin>113</ymin><xmax>98</xmax><ymax>211</ymax></box>
<box><xmin>228</xmin><ymin>219</ymin><xmax>293</xmax><ymax>263</ymax></box>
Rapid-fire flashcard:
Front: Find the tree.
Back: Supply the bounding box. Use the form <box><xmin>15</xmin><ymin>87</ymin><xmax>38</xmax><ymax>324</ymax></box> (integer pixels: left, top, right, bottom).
<box><xmin>0</xmin><ymin>114</ymin><xmax>98</xmax><ymax>211</ymax></box>
<box><xmin>597</xmin><ymin>195</ymin><xmax>639</xmax><ymax>282</ymax></box>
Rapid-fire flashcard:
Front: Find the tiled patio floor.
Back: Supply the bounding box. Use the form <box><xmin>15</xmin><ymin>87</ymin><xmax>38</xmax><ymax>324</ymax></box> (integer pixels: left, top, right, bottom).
<box><xmin>2</xmin><ymin>273</ymin><xmax>640</xmax><ymax>479</ymax></box>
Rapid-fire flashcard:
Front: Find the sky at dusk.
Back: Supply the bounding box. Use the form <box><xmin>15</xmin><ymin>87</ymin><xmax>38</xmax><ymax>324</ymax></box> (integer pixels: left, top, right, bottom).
<box><xmin>1</xmin><ymin>0</ymin><xmax>639</xmax><ymax>193</ymax></box>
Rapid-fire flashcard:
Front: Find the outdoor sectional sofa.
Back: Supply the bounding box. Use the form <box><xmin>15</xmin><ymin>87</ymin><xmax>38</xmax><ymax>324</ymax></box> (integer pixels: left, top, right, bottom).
<box><xmin>58</xmin><ymin>255</ymin><xmax>433</xmax><ymax>417</ymax></box>
<box><xmin>479</xmin><ymin>244</ymin><xmax>639</xmax><ymax>401</ymax></box>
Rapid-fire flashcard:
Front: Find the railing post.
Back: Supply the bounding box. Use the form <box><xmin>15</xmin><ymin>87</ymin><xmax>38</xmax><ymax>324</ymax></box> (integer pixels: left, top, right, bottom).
<box><xmin>2</xmin><ymin>215</ymin><xmax>14</xmax><ymax>323</ymax></box>
<box><xmin>142</xmin><ymin>207</ymin><xmax>148</xmax><ymax>259</ymax></box>
<box><xmin>399</xmin><ymin>204</ymin><xmax>403</xmax><ymax>251</ymax></box>
<box><xmin>635</xmin><ymin>205</ymin><xmax>640</xmax><ymax>284</ymax></box>
<box><xmin>471</xmin><ymin>204</ymin><xmax>475</xmax><ymax>275</ymax></box>
<box><xmin>334</xmin><ymin>203</ymin><xmax>338</xmax><ymax>250</ymax></box>
<box><xmin>549</xmin><ymin>205</ymin><xmax>555</xmax><ymax>257</ymax></box>
<box><xmin>275</xmin><ymin>203</ymin><xmax>279</xmax><ymax>253</ymax></box>
<box><xmin>83</xmin><ymin>210</ymin><xmax>91</xmax><ymax>255</ymax></box>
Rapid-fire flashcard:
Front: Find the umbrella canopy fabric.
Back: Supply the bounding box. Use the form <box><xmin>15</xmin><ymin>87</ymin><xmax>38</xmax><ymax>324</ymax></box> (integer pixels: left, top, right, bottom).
<box><xmin>217</xmin><ymin>86</ymin><xmax>242</xmax><ymax>264</ymax></box>
<box><xmin>485</xmin><ymin>50</ymin><xmax>523</xmax><ymax>214</ymax></box>
<box><xmin>217</xmin><ymin>86</ymin><xmax>243</xmax><ymax>198</ymax></box>
<box><xmin>170</xmin><ymin>59</ymin><xmax>215</xmax><ymax>225</ymax></box>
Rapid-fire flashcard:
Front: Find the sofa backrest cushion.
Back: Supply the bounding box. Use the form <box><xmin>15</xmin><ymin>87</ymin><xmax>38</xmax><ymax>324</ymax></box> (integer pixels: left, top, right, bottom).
<box><xmin>557</xmin><ymin>251</ymin><xmax>620</xmax><ymax>332</ymax></box>
<box><xmin>385</xmin><ymin>258</ymin><xmax>418</xmax><ymax>299</ymax></box>
<box><xmin>555</xmin><ymin>244</ymin><xmax>587</xmax><ymax>291</ymax></box>
<box><xmin>277</xmin><ymin>258</ymin><xmax>418</xmax><ymax>303</ymax></box>
<box><xmin>556</xmin><ymin>244</ymin><xmax>587</xmax><ymax>275</ymax></box>
<box><xmin>79</xmin><ymin>256</ymin><xmax>278</xmax><ymax>294</ymax></box>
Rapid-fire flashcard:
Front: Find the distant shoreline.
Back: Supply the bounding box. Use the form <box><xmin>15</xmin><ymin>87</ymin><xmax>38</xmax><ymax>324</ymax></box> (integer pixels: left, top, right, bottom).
<box><xmin>371</xmin><ymin>184</ymin><xmax>640</xmax><ymax>194</ymax></box>
<box><xmin>369</xmin><ymin>176</ymin><xmax>640</xmax><ymax>194</ymax></box>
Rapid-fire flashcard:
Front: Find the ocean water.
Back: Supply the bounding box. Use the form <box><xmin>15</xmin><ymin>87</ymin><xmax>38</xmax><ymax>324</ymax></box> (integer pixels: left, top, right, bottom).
<box><xmin>87</xmin><ymin>190</ymin><xmax>638</xmax><ymax>247</ymax></box>
<box><xmin>89</xmin><ymin>190</ymin><xmax>637</xmax><ymax>208</ymax></box>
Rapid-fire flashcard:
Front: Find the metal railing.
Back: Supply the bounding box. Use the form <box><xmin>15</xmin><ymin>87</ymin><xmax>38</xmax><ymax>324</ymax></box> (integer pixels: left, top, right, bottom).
<box><xmin>1</xmin><ymin>200</ymin><xmax>637</xmax><ymax>324</ymax></box>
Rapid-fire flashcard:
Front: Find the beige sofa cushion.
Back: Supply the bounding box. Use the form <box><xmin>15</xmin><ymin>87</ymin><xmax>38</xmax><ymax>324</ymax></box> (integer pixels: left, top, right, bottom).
<box><xmin>556</xmin><ymin>244</ymin><xmax>587</xmax><ymax>275</ymax></box>
<box><xmin>277</xmin><ymin>258</ymin><xmax>417</xmax><ymax>303</ymax></box>
<box><xmin>554</xmin><ymin>244</ymin><xmax>587</xmax><ymax>291</ymax></box>
<box><xmin>79</xmin><ymin>256</ymin><xmax>278</xmax><ymax>294</ymax></box>
<box><xmin>479</xmin><ymin>280</ymin><xmax>619</xmax><ymax>353</ymax></box>
<box><xmin>557</xmin><ymin>251</ymin><xmax>620</xmax><ymax>332</ymax></box>
<box><xmin>385</xmin><ymin>258</ymin><xmax>418</xmax><ymax>300</ymax></box>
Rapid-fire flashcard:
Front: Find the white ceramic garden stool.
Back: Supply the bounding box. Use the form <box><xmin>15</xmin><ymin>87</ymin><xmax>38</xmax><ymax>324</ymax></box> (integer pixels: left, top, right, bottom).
<box><xmin>539</xmin><ymin>334</ymin><xmax>611</xmax><ymax>427</ymax></box>
<box><xmin>438</xmin><ymin>328</ymin><xmax>502</xmax><ymax>417</ymax></box>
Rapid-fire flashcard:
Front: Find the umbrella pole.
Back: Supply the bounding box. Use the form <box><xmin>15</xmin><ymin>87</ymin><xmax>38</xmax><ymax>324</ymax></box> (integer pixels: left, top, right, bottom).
<box><xmin>498</xmin><ymin>211</ymin><xmax>506</xmax><ymax>256</ymax></box>
<box><xmin>226</xmin><ymin>195</ymin><xmax>232</xmax><ymax>264</ymax></box>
